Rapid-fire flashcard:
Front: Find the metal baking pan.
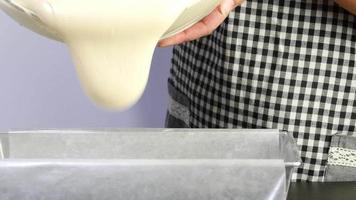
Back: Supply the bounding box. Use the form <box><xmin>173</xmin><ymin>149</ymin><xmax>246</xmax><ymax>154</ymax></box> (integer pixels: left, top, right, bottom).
<box><xmin>0</xmin><ymin>129</ymin><xmax>301</xmax><ymax>200</ymax></box>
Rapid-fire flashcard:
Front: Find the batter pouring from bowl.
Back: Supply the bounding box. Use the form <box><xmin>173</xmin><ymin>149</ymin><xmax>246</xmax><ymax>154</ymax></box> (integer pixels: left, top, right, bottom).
<box><xmin>0</xmin><ymin>0</ymin><xmax>221</xmax><ymax>110</ymax></box>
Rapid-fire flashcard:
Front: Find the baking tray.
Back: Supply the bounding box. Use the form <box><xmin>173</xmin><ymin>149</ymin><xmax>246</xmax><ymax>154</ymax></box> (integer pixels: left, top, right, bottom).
<box><xmin>0</xmin><ymin>129</ymin><xmax>301</xmax><ymax>200</ymax></box>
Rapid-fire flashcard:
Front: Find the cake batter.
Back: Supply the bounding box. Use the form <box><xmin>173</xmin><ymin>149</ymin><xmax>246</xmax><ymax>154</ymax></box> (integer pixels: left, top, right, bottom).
<box><xmin>1</xmin><ymin>0</ymin><xmax>197</xmax><ymax>109</ymax></box>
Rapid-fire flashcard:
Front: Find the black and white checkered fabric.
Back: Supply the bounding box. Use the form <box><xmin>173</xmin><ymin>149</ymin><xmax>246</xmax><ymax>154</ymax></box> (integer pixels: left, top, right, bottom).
<box><xmin>166</xmin><ymin>0</ymin><xmax>356</xmax><ymax>181</ymax></box>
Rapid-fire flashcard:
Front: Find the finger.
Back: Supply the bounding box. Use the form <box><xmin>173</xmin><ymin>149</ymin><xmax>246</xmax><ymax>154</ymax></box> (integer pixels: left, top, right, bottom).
<box><xmin>159</xmin><ymin>6</ymin><xmax>227</xmax><ymax>47</ymax></box>
<box><xmin>219</xmin><ymin>0</ymin><xmax>238</xmax><ymax>16</ymax></box>
<box><xmin>234</xmin><ymin>0</ymin><xmax>246</xmax><ymax>6</ymax></box>
<box><xmin>159</xmin><ymin>0</ymin><xmax>243</xmax><ymax>47</ymax></box>
<box><xmin>158</xmin><ymin>30</ymin><xmax>189</xmax><ymax>47</ymax></box>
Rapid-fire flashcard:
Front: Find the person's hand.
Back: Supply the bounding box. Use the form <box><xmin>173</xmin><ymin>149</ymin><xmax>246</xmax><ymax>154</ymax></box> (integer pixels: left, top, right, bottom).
<box><xmin>335</xmin><ymin>0</ymin><xmax>356</xmax><ymax>15</ymax></box>
<box><xmin>158</xmin><ymin>0</ymin><xmax>245</xmax><ymax>47</ymax></box>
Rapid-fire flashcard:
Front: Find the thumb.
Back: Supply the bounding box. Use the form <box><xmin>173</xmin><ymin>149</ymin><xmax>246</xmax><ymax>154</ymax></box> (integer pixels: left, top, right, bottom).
<box><xmin>220</xmin><ymin>0</ymin><xmax>245</xmax><ymax>16</ymax></box>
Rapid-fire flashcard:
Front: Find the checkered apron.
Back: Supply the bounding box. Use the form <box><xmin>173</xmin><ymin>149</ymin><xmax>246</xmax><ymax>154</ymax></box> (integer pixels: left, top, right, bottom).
<box><xmin>165</xmin><ymin>0</ymin><xmax>356</xmax><ymax>181</ymax></box>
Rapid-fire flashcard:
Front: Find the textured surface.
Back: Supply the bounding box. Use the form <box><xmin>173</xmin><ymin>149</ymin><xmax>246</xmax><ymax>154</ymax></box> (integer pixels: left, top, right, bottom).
<box><xmin>0</xmin><ymin>160</ymin><xmax>286</xmax><ymax>200</ymax></box>
<box><xmin>4</xmin><ymin>129</ymin><xmax>281</xmax><ymax>159</ymax></box>
<box><xmin>0</xmin><ymin>129</ymin><xmax>299</xmax><ymax>200</ymax></box>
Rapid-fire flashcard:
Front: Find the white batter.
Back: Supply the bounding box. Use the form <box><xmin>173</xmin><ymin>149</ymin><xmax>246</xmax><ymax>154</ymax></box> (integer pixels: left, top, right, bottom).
<box><xmin>15</xmin><ymin>0</ymin><xmax>189</xmax><ymax>109</ymax></box>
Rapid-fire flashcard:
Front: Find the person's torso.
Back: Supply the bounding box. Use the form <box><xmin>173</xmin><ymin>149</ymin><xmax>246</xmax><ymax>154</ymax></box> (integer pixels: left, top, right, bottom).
<box><xmin>167</xmin><ymin>0</ymin><xmax>356</xmax><ymax>181</ymax></box>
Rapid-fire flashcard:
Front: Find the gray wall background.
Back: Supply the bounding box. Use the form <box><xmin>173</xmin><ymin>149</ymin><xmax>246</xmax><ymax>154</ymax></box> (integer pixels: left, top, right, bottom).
<box><xmin>0</xmin><ymin>12</ymin><xmax>172</xmax><ymax>130</ymax></box>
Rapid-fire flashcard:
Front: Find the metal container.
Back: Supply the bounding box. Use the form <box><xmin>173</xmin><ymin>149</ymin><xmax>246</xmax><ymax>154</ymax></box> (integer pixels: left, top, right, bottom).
<box><xmin>0</xmin><ymin>129</ymin><xmax>301</xmax><ymax>200</ymax></box>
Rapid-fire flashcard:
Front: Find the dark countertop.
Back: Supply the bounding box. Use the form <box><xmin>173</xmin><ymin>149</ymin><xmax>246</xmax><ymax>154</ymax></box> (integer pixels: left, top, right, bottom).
<box><xmin>287</xmin><ymin>182</ymin><xmax>356</xmax><ymax>200</ymax></box>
